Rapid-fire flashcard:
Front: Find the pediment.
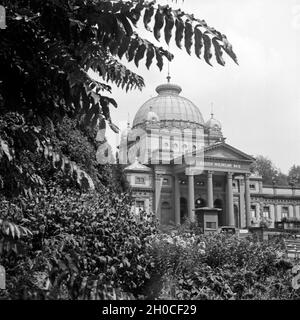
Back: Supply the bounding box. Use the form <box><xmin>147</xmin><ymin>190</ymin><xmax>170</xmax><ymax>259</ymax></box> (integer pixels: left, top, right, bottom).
<box><xmin>204</xmin><ymin>143</ymin><xmax>255</xmax><ymax>162</ymax></box>
<box><xmin>124</xmin><ymin>158</ymin><xmax>151</xmax><ymax>172</ymax></box>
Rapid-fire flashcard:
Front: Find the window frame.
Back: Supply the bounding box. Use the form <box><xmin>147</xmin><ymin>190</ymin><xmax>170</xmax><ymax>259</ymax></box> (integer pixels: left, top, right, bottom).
<box><xmin>206</xmin><ymin>221</ymin><xmax>217</xmax><ymax>230</ymax></box>
<box><xmin>263</xmin><ymin>206</ymin><xmax>270</xmax><ymax>218</ymax></box>
<box><xmin>135</xmin><ymin>200</ymin><xmax>145</xmax><ymax>210</ymax></box>
<box><xmin>281</xmin><ymin>206</ymin><xmax>289</xmax><ymax>219</ymax></box>
<box><xmin>250</xmin><ymin>205</ymin><xmax>256</xmax><ymax>219</ymax></box>
<box><xmin>135</xmin><ymin>176</ymin><xmax>145</xmax><ymax>185</ymax></box>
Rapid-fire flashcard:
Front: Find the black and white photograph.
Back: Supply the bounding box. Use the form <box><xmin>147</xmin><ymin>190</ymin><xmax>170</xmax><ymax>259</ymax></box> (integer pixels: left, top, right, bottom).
<box><xmin>0</xmin><ymin>0</ymin><xmax>300</xmax><ymax>312</ymax></box>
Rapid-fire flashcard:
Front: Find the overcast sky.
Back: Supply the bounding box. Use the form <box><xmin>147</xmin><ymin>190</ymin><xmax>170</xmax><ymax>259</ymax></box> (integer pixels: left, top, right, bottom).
<box><xmin>94</xmin><ymin>0</ymin><xmax>300</xmax><ymax>174</ymax></box>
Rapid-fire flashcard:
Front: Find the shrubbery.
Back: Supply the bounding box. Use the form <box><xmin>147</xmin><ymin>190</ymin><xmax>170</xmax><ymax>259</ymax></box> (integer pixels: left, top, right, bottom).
<box><xmin>150</xmin><ymin>225</ymin><xmax>300</xmax><ymax>300</ymax></box>
<box><xmin>0</xmin><ymin>186</ymin><xmax>158</xmax><ymax>299</ymax></box>
<box><xmin>2</xmin><ymin>197</ymin><xmax>300</xmax><ymax>300</ymax></box>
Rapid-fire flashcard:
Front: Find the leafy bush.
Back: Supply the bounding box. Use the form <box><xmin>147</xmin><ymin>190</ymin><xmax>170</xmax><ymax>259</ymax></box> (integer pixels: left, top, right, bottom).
<box><xmin>150</xmin><ymin>228</ymin><xmax>300</xmax><ymax>300</ymax></box>
<box><xmin>0</xmin><ymin>186</ymin><xmax>158</xmax><ymax>299</ymax></box>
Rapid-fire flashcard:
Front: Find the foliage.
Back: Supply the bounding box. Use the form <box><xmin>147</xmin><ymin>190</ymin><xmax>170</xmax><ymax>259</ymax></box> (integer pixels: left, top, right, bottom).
<box><xmin>150</xmin><ymin>229</ymin><xmax>300</xmax><ymax>300</ymax></box>
<box><xmin>259</xmin><ymin>216</ymin><xmax>273</xmax><ymax>228</ymax></box>
<box><xmin>0</xmin><ymin>186</ymin><xmax>158</xmax><ymax>299</ymax></box>
<box><xmin>0</xmin><ymin>216</ymin><xmax>32</xmax><ymax>257</ymax></box>
<box><xmin>0</xmin><ymin>0</ymin><xmax>240</xmax><ymax>300</ymax></box>
<box><xmin>0</xmin><ymin>0</ymin><xmax>238</xmax><ymax>194</ymax></box>
<box><xmin>250</xmin><ymin>155</ymin><xmax>288</xmax><ymax>186</ymax></box>
<box><xmin>288</xmin><ymin>165</ymin><xmax>300</xmax><ymax>187</ymax></box>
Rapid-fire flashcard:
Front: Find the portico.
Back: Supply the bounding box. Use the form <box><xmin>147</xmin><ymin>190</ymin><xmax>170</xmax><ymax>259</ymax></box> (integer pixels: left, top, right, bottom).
<box><xmin>172</xmin><ymin>142</ymin><xmax>255</xmax><ymax>228</ymax></box>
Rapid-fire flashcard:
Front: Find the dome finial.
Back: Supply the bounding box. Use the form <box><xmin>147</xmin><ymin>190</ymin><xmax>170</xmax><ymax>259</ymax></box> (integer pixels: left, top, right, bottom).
<box><xmin>167</xmin><ymin>61</ymin><xmax>171</xmax><ymax>83</ymax></box>
<box><xmin>210</xmin><ymin>102</ymin><xmax>214</xmax><ymax>119</ymax></box>
<box><xmin>127</xmin><ymin>112</ymin><xmax>130</xmax><ymax>128</ymax></box>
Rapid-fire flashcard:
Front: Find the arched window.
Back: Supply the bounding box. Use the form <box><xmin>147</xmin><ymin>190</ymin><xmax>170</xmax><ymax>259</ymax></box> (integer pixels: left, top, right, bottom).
<box><xmin>214</xmin><ymin>199</ymin><xmax>223</xmax><ymax>209</ymax></box>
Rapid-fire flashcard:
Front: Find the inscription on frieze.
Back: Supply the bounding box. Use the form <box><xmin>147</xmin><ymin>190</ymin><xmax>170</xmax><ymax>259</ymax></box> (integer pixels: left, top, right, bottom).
<box><xmin>205</xmin><ymin>161</ymin><xmax>242</xmax><ymax>169</ymax></box>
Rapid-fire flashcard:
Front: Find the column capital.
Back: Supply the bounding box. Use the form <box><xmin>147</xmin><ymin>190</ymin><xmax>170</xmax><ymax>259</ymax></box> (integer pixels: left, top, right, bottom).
<box><xmin>207</xmin><ymin>170</ymin><xmax>214</xmax><ymax>176</ymax></box>
<box><xmin>155</xmin><ymin>169</ymin><xmax>164</xmax><ymax>177</ymax></box>
<box><xmin>244</xmin><ymin>173</ymin><xmax>251</xmax><ymax>179</ymax></box>
<box><xmin>227</xmin><ymin>172</ymin><xmax>234</xmax><ymax>179</ymax></box>
<box><xmin>185</xmin><ymin>167</ymin><xmax>195</xmax><ymax>176</ymax></box>
<box><xmin>155</xmin><ymin>173</ymin><xmax>163</xmax><ymax>180</ymax></box>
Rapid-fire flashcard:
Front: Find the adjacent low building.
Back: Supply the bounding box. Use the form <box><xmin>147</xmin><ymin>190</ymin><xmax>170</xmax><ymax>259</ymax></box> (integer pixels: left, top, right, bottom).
<box><xmin>120</xmin><ymin>81</ymin><xmax>300</xmax><ymax>228</ymax></box>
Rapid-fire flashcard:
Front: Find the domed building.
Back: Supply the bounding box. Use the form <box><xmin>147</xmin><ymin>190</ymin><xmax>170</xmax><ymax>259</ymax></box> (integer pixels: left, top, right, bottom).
<box><xmin>121</xmin><ymin>81</ymin><xmax>300</xmax><ymax>230</ymax></box>
<box><xmin>132</xmin><ymin>83</ymin><xmax>204</xmax><ymax>129</ymax></box>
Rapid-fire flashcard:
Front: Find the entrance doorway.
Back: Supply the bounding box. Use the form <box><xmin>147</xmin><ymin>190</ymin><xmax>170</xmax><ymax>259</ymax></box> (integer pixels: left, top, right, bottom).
<box><xmin>161</xmin><ymin>201</ymin><xmax>172</xmax><ymax>225</ymax></box>
<box><xmin>214</xmin><ymin>199</ymin><xmax>224</xmax><ymax>226</ymax></box>
<box><xmin>234</xmin><ymin>204</ymin><xmax>239</xmax><ymax>228</ymax></box>
<box><xmin>180</xmin><ymin>197</ymin><xmax>188</xmax><ymax>223</ymax></box>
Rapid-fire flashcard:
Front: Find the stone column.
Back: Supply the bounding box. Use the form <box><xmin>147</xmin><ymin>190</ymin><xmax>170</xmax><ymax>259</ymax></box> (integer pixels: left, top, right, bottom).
<box><xmin>289</xmin><ymin>205</ymin><xmax>293</xmax><ymax>218</ymax></box>
<box><xmin>155</xmin><ymin>173</ymin><xmax>162</xmax><ymax>223</ymax></box>
<box><xmin>292</xmin><ymin>205</ymin><xmax>296</xmax><ymax>218</ymax></box>
<box><xmin>227</xmin><ymin>172</ymin><xmax>234</xmax><ymax>226</ymax></box>
<box><xmin>296</xmin><ymin>206</ymin><xmax>300</xmax><ymax>219</ymax></box>
<box><xmin>259</xmin><ymin>181</ymin><xmax>263</xmax><ymax>193</ymax></box>
<box><xmin>244</xmin><ymin>173</ymin><xmax>251</xmax><ymax>228</ymax></box>
<box><xmin>174</xmin><ymin>175</ymin><xmax>181</xmax><ymax>225</ymax></box>
<box><xmin>239</xmin><ymin>179</ymin><xmax>246</xmax><ymax>227</ymax></box>
<box><xmin>187</xmin><ymin>173</ymin><xmax>195</xmax><ymax>222</ymax></box>
<box><xmin>274</xmin><ymin>203</ymin><xmax>278</xmax><ymax>221</ymax></box>
<box><xmin>270</xmin><ymin>204</ymin><xmax>275</xmax><ymax>228</ymax></box>
<box><xmin>207</xmin><ymin>171</ymin><xmax>214</xmax><ymax>208</ymax></box>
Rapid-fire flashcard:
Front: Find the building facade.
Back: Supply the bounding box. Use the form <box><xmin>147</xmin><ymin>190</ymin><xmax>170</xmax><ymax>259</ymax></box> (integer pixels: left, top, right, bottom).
<box><xmin>120</xmin><ymin>81</ymin><xmax>300</xmax><ymax>228</ymax></box>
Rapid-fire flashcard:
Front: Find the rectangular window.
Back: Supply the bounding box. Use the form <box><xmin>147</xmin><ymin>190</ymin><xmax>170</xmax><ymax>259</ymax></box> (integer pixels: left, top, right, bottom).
<box><xmin>281</xmin><ymin>206</ymin><xmax>289</xmax><ymax>219</ymax></box>
<box><xmin>135</xmin><ymin>200</ymin><xmax>145</xmax><ymax>212</ymax></box>
<box><xmin>263</xmin><ymin>206</ymin><xmax>270</xmax><ymax>218</ymax></box>
<box><xmin>162</xmin><ymin>178</ymin><xmax>169</xmax><ymax>185</ymax></box>
<box><xmin>250</xmin><ymin>184</ymin><xmax>256</xmax><ymax>190</ymax></box>
<box><xmin>206</xmin><ymin>222</ymin><xmax>217</xmax><ymax>229</ymax></box>
<box><xmin>135</xmin><ymin>176</ymin><xmax>145</xmax><ymax>184</ymax></box>
<box><xmin>251</xmin><ymin>205</ymin><xmax>256</xmax><ymax>219</ymax></box>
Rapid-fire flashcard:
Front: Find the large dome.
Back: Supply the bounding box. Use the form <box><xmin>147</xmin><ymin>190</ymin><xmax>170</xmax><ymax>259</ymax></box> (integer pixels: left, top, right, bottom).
<box><xmin>132</xmin><ymin>83</ymin><xmax>204</xmax><ymax>128</ymax></box>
